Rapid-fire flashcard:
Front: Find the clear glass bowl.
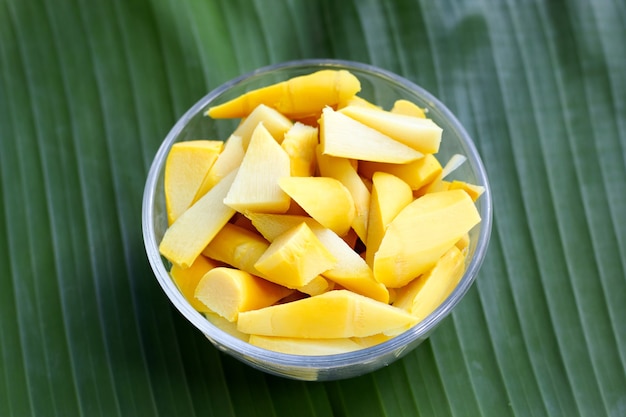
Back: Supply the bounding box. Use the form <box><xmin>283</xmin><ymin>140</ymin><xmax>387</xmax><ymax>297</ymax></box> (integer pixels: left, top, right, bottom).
<box><xmin>142</xmin><ymin>59</ymin><xmax>493</xmax><ymax>381</ymax></box>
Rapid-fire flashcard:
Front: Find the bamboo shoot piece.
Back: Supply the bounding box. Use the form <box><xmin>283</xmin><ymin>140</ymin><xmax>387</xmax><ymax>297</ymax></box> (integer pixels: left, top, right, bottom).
<box><xmin>316</xmin><ymin>147</ymin><xmax>370</xmax><ymax>242</ymax></box>
<box><xmin>254</xmin><ymin>222</ymin><xmax>337</xmax><ymax>289</ymax></box>
<box><xmin>164</xmin><ymin>140</ymin><xmax>224</xmax><ymax>224</ymax></box>
<box><xmin>237</xmin><ymin>290</ymin><xmax>418</xmax><ymax>338</ymax></box>
<box><xmin>373</xmin><ymin>190</ymin><xmax>480</xmax><ymax>288</ymax></box>
<box><xmin>223</xmin><ymin>123</ymin><xmax>291</xmax><ymax>213</ymax></box>
<box><xmin>207</xmin><ymin>69</ymin><xmax>361</xmax><ymax>119</ymax></box>
<box><xmin>246</xmin><ymin>213</ymin><xmax>389</xmax><ymax>303</ymax></box>
<box><xmin>232</xmin><ymin>104</ymin><xmax>293</xmax><ymax>148</ymax></box>
<box><xmin>195</xmin><ymin>267</ymin><xmax>293</xmax><ymax>321</ymax></box>
<box><xmin>159</xmin><ymin>170</ymin><xmax>237</xmax><ymax>268</ymax></box>
<box><xmin>278</xmin><ymin>176</ymin><xmax>355</xmax><ymax>236</ymax></box>
<box><xmin>393</xmin><ymin>246</ymin><xmax>466</xmax><ymax>320</ymax></box>
<box><xmin>320</xmin><ymin>107</ymin><xmax>423</xmax><ymax>163</ymax></box>
<box><xmin>339</xmin><ymin>105</ymin><xmax>442</xmax><ymax>154</ymax></box>
<box><xmin>170</xmin><ymin>255</ymin><xmax>219</xmax><ymax>313</ymax></box>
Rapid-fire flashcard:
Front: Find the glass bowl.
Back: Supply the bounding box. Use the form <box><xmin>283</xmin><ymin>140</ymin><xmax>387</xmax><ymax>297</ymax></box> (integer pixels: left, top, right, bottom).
<box><xmin>142</xmin><ymin>59</ymin><xmax>492</xmax><ymax>381</ymax></box>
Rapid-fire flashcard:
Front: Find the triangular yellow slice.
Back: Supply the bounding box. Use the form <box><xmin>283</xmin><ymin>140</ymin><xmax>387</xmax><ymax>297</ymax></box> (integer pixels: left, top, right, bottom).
<box><xmin>365</xmin><ymin>172</ymin><xmax>413</xmax><ymax>267</ymax></box>
<box><xmin>233</xmin><ymin>104</ymin><xmax>293</xmax><ymax>148</ymax></box>
<box><xmin>164</xmin><ymin>140</ymin><xmax>224</xmax><ymax>224</ymax></box>
<box><xmin>393</xmin><ymin>246</ymin><xmax>466</xmax><ymax>320</ymax></box>
<box><xmin>159</xmin><ymin>170</ymin><xmax>237</xmax><ymax>268</ymax></box>
<box><xmin>316</xmin><ymin>146</ymin><xmax>370</xmax><ymax>242</ymax></box>
<box><xmin>246</xmin><ymin>213</ymin><xmax>389</xmax><ymax>303</ymax></box>
<box><xmin>319</xmin><ymin>107</ymin><xmax>422</xmax><ymax>163</ymax></box>
<box><xmin>339</xmin><ymin>105</ymin><xmax>442</xmax><ymax>154</ymax></box>
<box><xmin>278</xmin><ymin>176</ymin><xmax>355</xmax><ymax>236</ymax></box>
<box><xmin>254</xmin><ymin>222</ymin><xmax>337</xmax><ymax>289</ymax></box>
<box><xmin>223</xmin><ymin>123</ymin><xmax>291</xmax><ymax>213</ymax></box>
<box><xmin>373</xmin><ymin>190</ymin><xmax>480</xmax><ymax>288</ymax></box>
<box><xmin>193</xmin><ymin>134</ymin><xmax>245</xmax><ymax>202</ymax></box>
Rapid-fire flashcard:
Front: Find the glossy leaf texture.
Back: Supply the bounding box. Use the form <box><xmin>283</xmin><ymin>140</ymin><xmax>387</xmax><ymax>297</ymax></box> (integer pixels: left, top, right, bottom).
<box><xmin>1</xmin><ymin>0</ymin><xmax>625</xmax><ymax>416</ymax></box>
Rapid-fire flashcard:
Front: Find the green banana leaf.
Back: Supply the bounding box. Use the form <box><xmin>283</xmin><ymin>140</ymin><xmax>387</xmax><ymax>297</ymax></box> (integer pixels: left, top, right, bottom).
<box><xmin>1</xmin><ymin>0</ymin><xmax>624</xmax><ymax>415</ymax></box>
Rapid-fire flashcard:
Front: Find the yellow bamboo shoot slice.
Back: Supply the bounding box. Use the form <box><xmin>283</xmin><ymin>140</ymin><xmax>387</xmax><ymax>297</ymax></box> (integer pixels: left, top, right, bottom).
<box><xmin>249</xmin><ymin>335</ymin><xmax>363</xmax><ymax>356</ymax></box>
<box><xmin>281</xmin><ymin>122</ymin><xmax>319</xmax><ymax>177</ymax></box>
<box><xmin>164</xmin><ymin>140</ymin><xmax>224</xmax><ymax>224</ymax></box>
<box><xmin>195</xmin><ymin>267</ymin><xmax>292</xmax><ymax>321</ymax></box>
<box><xmin>193</xmin><ymin>134</ymin><xmax>245</xmax><ymax>202</ymax></box>
<box><xmin>233</xmin><ymin>104</ymin><xmax>293</xmax><ymax>148</ymax></box>
<box><xmin>365</xmin><ymin>172</ymin><xmax>413</xmax><ymax>268</ymax></box>
<box><xmin>319</xmin><ymin>107</ymin><xmax>423</xmax><ymax>163</ymax></box>
<box><xmin>297</xmin><ymin>275</ymin><xmax>333</xmax><ymax>296</ymax></box>
<box><xmin>278</xmin><ymin>176</ymin><xmax>355</xmax><ymax>236</ymax></box>
<box><xmin>159</xmin><ymin>170</ymin><xmax>237</xmax><ymax>268</ymax></box>
<box><xmin>390</xmin><ymin>99</ymin><xmax>426</xmax><ymax>118</ymax></box>
<box><xmin>224</xmin><ymin>123</ymin><xmax>291</xmax><ymax>213</ymax></box>
<box><xmin>170</xmin><ymin>255</ymin><xmax>219</xmax><ymax>313</ymax></box>
<box><xmin>316</xmin><ymin>146</ymin><xmax>370</xmax><ymax>242</ymax></box>
<box><xmin>246</xmin><ymin>213</ymin><xmax>388</xmax><ymax>303</ymax></box>
<box><xmin>393</xmin><ymin>246</ymin><xmax>466</xmax><ymax>320</ymax></box>
<box><xmin>339</xmin><ymin>105</ymin><xmax>442</xmax><ymax>154</ymax></box>
<box><xmin>207</xmin><ymin>69</ymin><xmax>361</xmax><ymax>119</ymax></box>
<box><xmin>448</xmin><ymin>180</ymin><xmax>485</xmax><ymax>202</ymax></box>
<box><xmin>254</xmin><ymin>222</ymin><xmax>337</xmax><ymax>289</ymax></box>
<box><xmin>202</xmin><ymin>223</ymin><xmax>327</xmax><ymax>296</ymax></box>
<box><xmin>359</xmin><ymin>154</ymin><xmax>443</xmax><ymax>190</ymax></box>
<box><xmin>373</xmin><ymin>190</ymin><xmax>480</xmax><ymax>288</ymax></box>
<box><xmin>202</xmin><ymin>223</ymin><xmax>270</xmax><ymax>278</ymax></box>
<box><xmin>237</xmin><ymin>290</ymin><xmax>418</xmax><ymax>338</ymax></box>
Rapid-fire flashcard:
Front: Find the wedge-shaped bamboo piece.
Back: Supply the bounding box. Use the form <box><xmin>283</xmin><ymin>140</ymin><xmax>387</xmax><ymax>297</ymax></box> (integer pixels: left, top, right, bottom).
<box><xmin>193</xmin><ymin>135</ymin><xmax>245</xmax><ymax>202</ymax></box>
<box><xmin>159</xmin><ymin>170</ymin><xmax>237</xmax><ymax>268</ymax></box>
<box><xmin>390</xmin><ymin>99</ymin><xmax>426</xmax><ymax>118</ymax></box>
<box><xmin>255</xmin><ymin>222</ymin><xmax>337</xmax><ymax>289</ymax></box>
<box><xmin>359</xmin><ymin>154</ymin><xmax>443</xmax><ymax>190</ymax></box>
<box><xmin>223</xmin><ymin>123</ymin><xmax>291</xmax><ymax>213</ymax></box>
<box><xmin>373</xmin><ymin>189</ymin><xmax>480</xmax><ymax>288</ymax></box>
<box><xmin>339</xmin><ymin>105</ymin><xmax>442</xmax><ymax>154</ymax></box>
<box><xmin>278</xmin><ymin>176</ymin><xmax>355</xmax><ymax>236</ymax></box>
<box><xmin>165</xmin><ymin>140</ymin><xmax>224</xmax><ymax>224</ymax></box>
<box><xmin>393</xmin><ymin>246</ymin><xmax>466</xmax><ymax>320</ymax></box>
<box><xmin>203</xmin><ymin>223</ymin><xmax>270</xmax><ymax>279</ymax></box>
<box><xmin>365</xmin><ymin>172</ymin><xmax>413</xmax><ymax>267</ymax></box>
<box><xmin>170</xmin><ymin>255</ymin><xmax>219</xmax><ymax>313</ymax></box>
<box><xmin>319</xmin><ymin>107</ymin><xmax>423</xmax><ymax>163</ymax></box>
<box><xmin>195</xmin><ymin>267</ymin><xmax>293</xmax><ymax>322</ymax></box>
<box><xmin>237</xmin><ymin>290</ymin><xmax>418</xmax><ymax>338</ymax></box>
<box><xmin>246</xmin><ymin>213</ymin><xmax>389</xmax><ymax>303</ymax></box>
<box><xmin>249</xmin><ymin>335</ymin><xmax>363</xmax><ymax>356</ymax></box>
<box><xmin>281</xmin><ymin>122</ymin><xmax>319</xmax><ymax>177</ymax></box>
<box><xmin>202</xmin><ymin>223</ymin><xmax>329</xmax><ymax>296</ymax></box>
<box><xmin>233</xmin><ymin>104</ymin><xmax>293</xmax><ymax>148</ymax></box>
<box><xmin>316</xmin><ymin>146</ymin><xmax>370</xmax><ymax>242</ymax></box>
<box><xmin>448</xmin><ymin>180</ymin><xmax>485</xmax><ymax>202</ymax></box>
<box><xmin>416</xmin><ymin>154</ymin><xmax>466</xmax><ymax>196</ymax></box>
<box><xmin>207</xmin><ymin>69</ymin><xmax>361</xmax><ymax>119</ymax></box>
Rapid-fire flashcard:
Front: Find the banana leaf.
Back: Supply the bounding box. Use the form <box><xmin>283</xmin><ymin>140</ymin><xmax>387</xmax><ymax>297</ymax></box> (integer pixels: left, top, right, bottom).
<box><xmin>1</xmin><ymin>0</ymin><xmax>624</xmax><ymax>415</ymax></box>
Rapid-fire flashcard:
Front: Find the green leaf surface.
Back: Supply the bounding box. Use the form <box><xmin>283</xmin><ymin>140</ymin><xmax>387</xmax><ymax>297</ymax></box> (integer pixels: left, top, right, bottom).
<box><xmin>1</xmin><ymin>0</ymin><xmax>624</xmax><ymax>415</ymax></box>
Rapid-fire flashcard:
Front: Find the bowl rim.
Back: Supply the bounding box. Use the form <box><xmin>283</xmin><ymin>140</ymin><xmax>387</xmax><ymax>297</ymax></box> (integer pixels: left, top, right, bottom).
<box><xmin>142</xmin><ymin>58</ymin><xmax>493</xmax><ymax>372</ymax></box>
